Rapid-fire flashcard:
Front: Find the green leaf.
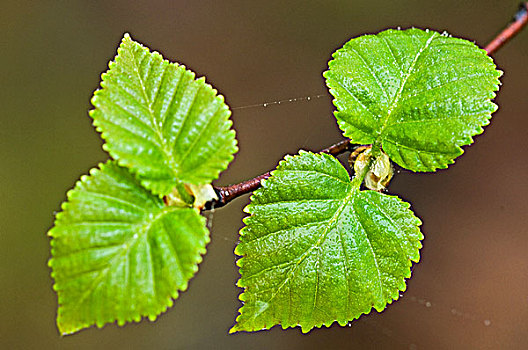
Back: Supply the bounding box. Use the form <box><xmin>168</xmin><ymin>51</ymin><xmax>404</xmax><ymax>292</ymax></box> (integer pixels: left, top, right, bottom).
<box><xmin>231</xmin><ymin>151</ymin><xmax>423</xmax><ymax>333</ymax></box>
<box><xmin>324</xmin><ymin>28</ymin><xmax>502</xmax><ymax>172</ymax></box>
<box><xmin>48</xmin><ymin>161</ymin><xmax>209</xmax><ymax>334</ymax></box>
<box><xmin>90</xmin><ymin>34</ymin><xmax>237</xmax><ymax>196</ymax></box>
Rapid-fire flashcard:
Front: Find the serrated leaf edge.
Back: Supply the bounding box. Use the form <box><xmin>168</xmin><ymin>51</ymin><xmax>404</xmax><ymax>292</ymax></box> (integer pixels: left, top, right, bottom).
<box><xmin>90</xmin><ymin>33</ymin><xmax>238</xmax><ymax>196</ymax></box>
<box><xmin>231</xmin><ymin>151</ymin><xmax>423</xmax><ymax>333</ymax></box>
<box><xmin>48</xmin><ymin>161</ymin><xmax>211</xmax><ymax>334</ymax></box>
<box><xmin>323</xmin><ymin>28</ymin><xmax>502</xmax><ymax>172</ymax></box>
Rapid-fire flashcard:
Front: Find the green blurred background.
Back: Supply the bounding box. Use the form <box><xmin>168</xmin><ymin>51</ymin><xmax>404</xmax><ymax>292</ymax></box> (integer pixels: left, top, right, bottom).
<box><xmin>1</xmin><ymin>0</ymin><xmax>527</xmax><ymax>349</ymax></box>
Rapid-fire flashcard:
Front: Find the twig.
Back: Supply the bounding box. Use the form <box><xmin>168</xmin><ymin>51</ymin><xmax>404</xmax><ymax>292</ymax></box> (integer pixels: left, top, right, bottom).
<box><xmin>202</xmin><ymin>4</ymin><xmax>528</xmax><ymax>210</ymax></box>
<box><xmin>485</xmin><ymin>2</ymin><xmax>528</xmax><ymax>55</ymax></box>
<box><xmin>205</xmin><ymin>139</ymin><xmax>355</xmax><ymax>209</ymax></box>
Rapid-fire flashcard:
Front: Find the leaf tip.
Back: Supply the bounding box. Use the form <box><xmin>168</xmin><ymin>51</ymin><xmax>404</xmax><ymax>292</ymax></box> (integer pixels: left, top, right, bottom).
<box><xmin>121</xmin><ymin>32</ymin><xmax>133</xmax><ymax>45</ymax></box>
<box><xmin>228</xmin><ymin>325</ymin><xmax>239</xmax><ymax>334</ymax></box>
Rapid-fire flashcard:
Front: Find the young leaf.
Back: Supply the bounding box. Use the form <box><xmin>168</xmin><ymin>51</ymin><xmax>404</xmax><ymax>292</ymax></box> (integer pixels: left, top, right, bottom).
<box><xmin>324</xmin><ymin>28</ymin><xmax>502</xmax><ymax>172</ymax></box>
<box><xmin>231</xmin><ymin>152</ymin><xmax>423</xmax><ymax>333</ymax></box>
<box><xmin>91</xmin><ymin>34</ymin><xmax>237</xmax><ymax>196</ymax></box>
<box><xmin>48</xmin><ymin>161</ymin><xmax>209</xmax><ymax>334</ymax></box>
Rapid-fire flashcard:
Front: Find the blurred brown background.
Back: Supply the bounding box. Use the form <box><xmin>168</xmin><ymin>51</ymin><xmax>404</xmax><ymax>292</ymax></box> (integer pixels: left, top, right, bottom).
<box><xmin>1</xmin><ymin>0</ymin><xmax>527</xmax><ymax>349</ymax></box>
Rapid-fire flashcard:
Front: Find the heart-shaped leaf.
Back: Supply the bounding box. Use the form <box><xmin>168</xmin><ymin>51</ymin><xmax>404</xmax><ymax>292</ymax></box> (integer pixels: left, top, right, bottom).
<box><xmin>232</xmin><ymin>152</ymin><xmax>423</xmax><ymax>332</ymax></box>
<box><xmin>91</xmin><ymin>34</ymin><xmax>237</xmax><ymax>195</ymax></box>
<box><xmin>49</xmin><ymin>161</ymin><xmax>209</xmax><ymax>334</ymax></box>
<box><xmin>324</xmin><ymin>28</ymin><xmax>501</xmax><ymax>171</ymax></box>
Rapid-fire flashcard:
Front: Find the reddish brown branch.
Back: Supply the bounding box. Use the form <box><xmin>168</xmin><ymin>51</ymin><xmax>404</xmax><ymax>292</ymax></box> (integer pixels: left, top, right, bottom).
<box><xmin>485</xmin><ymin>2</ymin><xmax>528</xmax><ymax>55</ymax></box>
<box><xmin>212</xmin><ymin>171</ymin><xmax>271</xmax><ymax>208</ymax></box>
<box><xmin>205</xmin><ymin>139</ymin><xmax>354</xmax><ymax>209</ymax></box>
<box><xmin>204</xmin><ymin>5</ymin><xmax>527</xmax><ymax>210</ymax></box>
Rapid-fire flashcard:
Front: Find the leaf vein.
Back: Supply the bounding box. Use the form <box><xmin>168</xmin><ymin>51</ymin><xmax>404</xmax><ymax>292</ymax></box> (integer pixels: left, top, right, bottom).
<box><xmin>379</xmin><ymin>36</ymin><xmax>403</xmax><ymax>75</ymax></box>
<box><xmin>347</xmin><ymin>47</ymin><xmax>390</xmax><ymax>102</ymax></box>
<box><xmin>259</xmin><ymin>190</ymin><xmax>355</xmax><ymax>309</ymax></box>
<box><xmin>374</xmin><ymin>31</ymin><xmax>437</xmax><ymax>143</ymax></box>
<box><xmin>177</xmin><ymin>102</ymin><xmax>223</xmax><ymax>168</ymax></box>
<box><xmin>334</xmin><ymin>80</ymin><xmax>379</xmax><ymax>120</ymax></box>
<box><xmin>351</xmin><ymin>202</ymin><xmax>384</xmax><ymax>300</ymax></box>
<box><xmin>400</xmin><ymin>73</ymin><xmax>497</xmax><ymax>102</ymax></box>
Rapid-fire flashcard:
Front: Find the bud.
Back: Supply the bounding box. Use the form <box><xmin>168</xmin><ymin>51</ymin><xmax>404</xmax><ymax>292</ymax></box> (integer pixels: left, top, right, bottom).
<box><xmin>164</xmin><ymin>183</ymin><xmax>218</xmax><ymax>210</ymax></box>
<box><xmin>351</xmin><ymin>148</ymin><xmax>393</xmax><ymax>191</ymax></box>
